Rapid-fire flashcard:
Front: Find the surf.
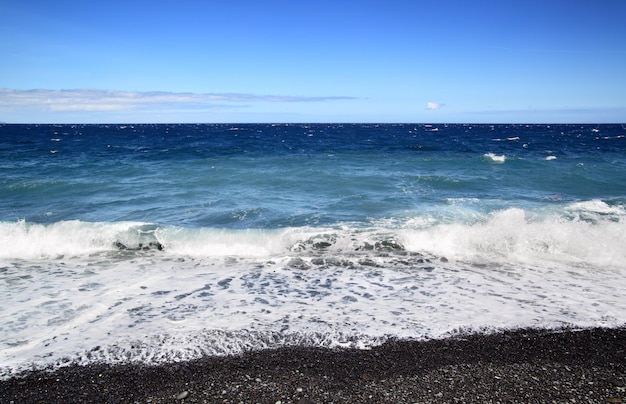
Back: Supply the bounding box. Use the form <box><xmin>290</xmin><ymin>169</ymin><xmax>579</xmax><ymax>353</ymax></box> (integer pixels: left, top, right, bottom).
<box><xmin>2</xmin><ymin>198</ymin><xmax>624</xmax><ymax>271</ymax></box>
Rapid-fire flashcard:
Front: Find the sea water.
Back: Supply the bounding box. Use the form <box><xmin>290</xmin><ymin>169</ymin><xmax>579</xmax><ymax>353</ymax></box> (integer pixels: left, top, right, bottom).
<box><xmin>1</xmin><ymin>123</ymin><xmax>625</xmax><ymax>377</ymax></box>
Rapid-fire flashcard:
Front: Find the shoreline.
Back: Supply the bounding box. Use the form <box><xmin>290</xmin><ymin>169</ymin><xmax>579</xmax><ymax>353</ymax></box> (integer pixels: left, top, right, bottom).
<box><xmin>1</xmin><ymin>327</ymin><xmax>625</xmax><ymax>403</ymax></box>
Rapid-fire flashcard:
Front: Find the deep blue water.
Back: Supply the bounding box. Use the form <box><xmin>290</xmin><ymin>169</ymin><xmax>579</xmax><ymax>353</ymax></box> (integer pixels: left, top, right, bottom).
<box><xmin>2</xmin><ymin>123</ymin><xmax>625</xmax><ymax>231</ymax></box>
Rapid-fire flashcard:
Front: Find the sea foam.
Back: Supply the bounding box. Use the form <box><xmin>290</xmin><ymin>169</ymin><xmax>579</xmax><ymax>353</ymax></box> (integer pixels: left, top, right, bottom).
<box><xmin>2</xmin><ymin>200</ymin><xmax>624</xmax><ymax>269</ymax></box>
<box><xmin>2</xmin><ymin>123</ymin><xmax>626</xmax><ymax>378</ymax></box>
<box><xmin>484</xmin><ymin>152</ymin><xmax>506</xmax><ymax>163</ymax></box>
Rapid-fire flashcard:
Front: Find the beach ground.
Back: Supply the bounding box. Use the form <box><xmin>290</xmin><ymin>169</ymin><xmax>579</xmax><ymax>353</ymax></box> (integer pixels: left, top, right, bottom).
<box><xmin>1</xmin><ymin>327</ymin><xmax>625</xmax><ymax>403</ymax></box>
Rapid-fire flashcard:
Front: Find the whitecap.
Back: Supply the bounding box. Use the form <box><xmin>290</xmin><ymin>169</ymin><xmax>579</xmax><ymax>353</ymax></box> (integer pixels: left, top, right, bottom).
<box><xmin>484</xmin><ymin>153</ymin><xmax>506</xmax><ymax>163</ymax></box>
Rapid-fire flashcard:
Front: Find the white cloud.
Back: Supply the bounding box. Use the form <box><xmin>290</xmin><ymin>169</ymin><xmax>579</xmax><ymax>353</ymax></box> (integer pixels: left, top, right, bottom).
<box><xmin>0</xmin><ymin>88</ymin><xmax>355</xmax><ymax>113</ymax></box>
<box><xmin>426</xmin><ymin>101</ymin><xmax>444</xmax><ymax>110</ymax></box>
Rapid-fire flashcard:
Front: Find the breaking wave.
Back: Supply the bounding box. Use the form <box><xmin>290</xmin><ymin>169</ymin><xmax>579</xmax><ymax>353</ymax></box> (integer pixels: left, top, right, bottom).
<box><xmin>2</xmin><ymin>199</ymin><xmax>624</xmax><ymax>270</ymax></box>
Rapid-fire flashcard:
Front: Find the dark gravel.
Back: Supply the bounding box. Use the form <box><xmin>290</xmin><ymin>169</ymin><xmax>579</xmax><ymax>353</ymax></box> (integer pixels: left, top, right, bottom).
<box><xmin>1</xmin><ymin>327</ymin><xmax>625</xmax><ymax>403</ymax></box>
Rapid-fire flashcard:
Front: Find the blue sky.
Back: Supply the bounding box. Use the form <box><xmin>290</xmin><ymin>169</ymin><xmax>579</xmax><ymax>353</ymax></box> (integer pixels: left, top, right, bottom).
<box><xmin>1</xmin><ymin>0</ymin><xmax>625</xmax><ymax>123</ymax></box>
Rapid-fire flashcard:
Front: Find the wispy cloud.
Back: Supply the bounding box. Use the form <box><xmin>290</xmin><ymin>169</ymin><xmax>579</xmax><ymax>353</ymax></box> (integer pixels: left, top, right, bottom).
<box><xmin>426</xmin><ymin>101</ymin><xmax>444</xmax><ymax>110</ymax></box>
<box><xmin>0</xmin><ymin>89</ymin><xmax>356</xmax><ymax>112</ymax></box>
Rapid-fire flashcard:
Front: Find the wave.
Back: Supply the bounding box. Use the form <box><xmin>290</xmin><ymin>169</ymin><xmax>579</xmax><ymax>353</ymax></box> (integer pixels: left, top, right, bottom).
<box><xmin>401</xmin><ymin>202</ymin><xmax>626</xmax><ymax>269</ymax></box>
<box><xmin>1</xmin><ymin>200</ymin><xmax>624</xmax><ymax>269</ymax></box>
<box><xmin>484</xmin><ymin>152</ymin><xmax>506</xmax><ymax>163</ymax></box>
<box><xmin>0</xmin><ymin>220</ymin><xmax>163</xmax><ymax>259</ymax></box>
<box><xmin>0</xmin><ymin>220</ymin><xmax>407</xmax><ymax>260</ymax></box>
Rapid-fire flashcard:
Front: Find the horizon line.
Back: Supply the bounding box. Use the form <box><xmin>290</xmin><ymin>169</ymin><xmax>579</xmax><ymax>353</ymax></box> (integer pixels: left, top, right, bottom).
<box><xmin>2</xmin><ymin>122</ymin><xmax>625</xmax><ymax>126</ymax></box>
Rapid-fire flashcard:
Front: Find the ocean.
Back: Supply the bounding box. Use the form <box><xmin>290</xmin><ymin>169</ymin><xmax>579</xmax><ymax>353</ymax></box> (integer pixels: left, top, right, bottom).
<box><xmin>1</xmin><ymin>123</ymin><xmax>625</xmax><ymax>377</ymax></box>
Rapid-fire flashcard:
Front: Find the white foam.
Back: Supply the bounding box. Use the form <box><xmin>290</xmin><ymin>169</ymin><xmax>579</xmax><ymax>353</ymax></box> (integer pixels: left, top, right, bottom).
<box><xmin>565</xmin><ymin>199</ymin><xmax>626</xmax><ymax>217</ymax></box>
<box><xmin>2</xmin><ymin>204</ymin><xmax>626</xmax><ymax>376</ymax></box>
<box><xmin>484</xmin><ymin>152</ymin><xmax>506</xmax><ymax>163</ymax></box>
<box><xmin>399</xmin><ymin>206</ymin><xmax>626</xmax><ymax>269</ymax></box>
<box><xmin>2</xmin><ymin>246</ymin><xmax>625</xmax><ymax>378</ymax></box>
<box><xmin>0</xmin><ymin>220</ymin><xmax>149</xmax><ymax>259</ymax></box>
<box><xmin>158</xmin><ymin>227</ymin><xmax>285</xmax><ymax>257</ymax></box>
<box><xmin>3</xmin><ymin>202</ymin><xmax>625</xmax><ymax>268</ymax></box>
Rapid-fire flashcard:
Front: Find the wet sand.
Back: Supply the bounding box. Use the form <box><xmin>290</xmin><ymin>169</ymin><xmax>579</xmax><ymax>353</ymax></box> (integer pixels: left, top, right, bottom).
<box><xmin>1</xmin><ymin>327</ymin><xmax>625</xmax><ymax>403</ymax></box>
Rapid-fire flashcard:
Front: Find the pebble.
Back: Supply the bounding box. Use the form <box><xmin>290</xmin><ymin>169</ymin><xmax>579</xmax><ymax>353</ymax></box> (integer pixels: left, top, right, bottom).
<box><xmin>2</xmin><ymin>328</ymin><xmax>625</xmax><ymax>403</ymax></box>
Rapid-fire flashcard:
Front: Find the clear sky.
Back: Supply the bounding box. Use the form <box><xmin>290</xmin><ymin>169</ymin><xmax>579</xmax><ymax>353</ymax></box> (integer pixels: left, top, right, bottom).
<box><xmin>1</xmin><ymin>0</ymin><xmax>625</xmax><ymax>123</ymax></box>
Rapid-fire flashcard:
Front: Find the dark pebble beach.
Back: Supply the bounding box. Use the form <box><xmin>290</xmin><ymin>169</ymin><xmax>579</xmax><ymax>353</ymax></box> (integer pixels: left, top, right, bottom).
<box><xmin>2</xmin><ymin>327</ymin><xmax>625</xmax><ymax>403</ymax></box>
